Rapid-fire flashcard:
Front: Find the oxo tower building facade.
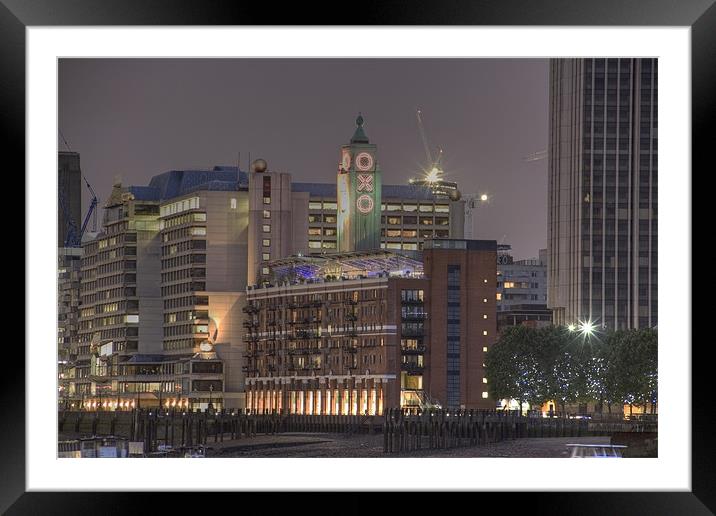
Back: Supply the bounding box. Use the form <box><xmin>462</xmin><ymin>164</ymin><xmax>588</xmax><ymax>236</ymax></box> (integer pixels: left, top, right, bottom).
<box><xmin>337</xmin><ymin>114</ymin><xmax>383</xmax><ymax>252</ymax></box>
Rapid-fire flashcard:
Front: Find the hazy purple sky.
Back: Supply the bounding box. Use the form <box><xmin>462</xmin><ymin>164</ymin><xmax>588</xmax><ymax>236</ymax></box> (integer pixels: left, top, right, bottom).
<box><xmin>59</xmin><ymin>58</ymin><xmax>548</xmax><ymax>260</ymax></box>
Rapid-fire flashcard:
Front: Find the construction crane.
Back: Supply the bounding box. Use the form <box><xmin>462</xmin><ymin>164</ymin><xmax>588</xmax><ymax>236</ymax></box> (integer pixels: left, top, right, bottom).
<box><xmin>59</xmin><ymin>185</ymin><xmax>80</xmax><ymax>248</ymax></box>
<box><xmin>80</xmin><ymin>176</ymin><xmax>99</xmax><ymax>235</ymax></box>
<box><xmin>408</xmin><ymin>108</ymin><xmax>460</xmax><ymax>200</ymax></box>
<box><xmin>61</xmin><ymin>176</ymin><xmax>99</xmax><ymax>247</ymax></box>
<box><xmin>523</xmin><ymin>149</ymin><xmax>547</xmax><ymax>162</ymax></box>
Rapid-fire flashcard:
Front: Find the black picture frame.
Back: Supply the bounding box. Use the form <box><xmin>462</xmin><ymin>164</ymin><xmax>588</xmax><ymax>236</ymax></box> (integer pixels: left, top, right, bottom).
<box><xmin>3</xmin><ymin>0</ymin><xmax>709</xmax><ymax>513</ymax></box>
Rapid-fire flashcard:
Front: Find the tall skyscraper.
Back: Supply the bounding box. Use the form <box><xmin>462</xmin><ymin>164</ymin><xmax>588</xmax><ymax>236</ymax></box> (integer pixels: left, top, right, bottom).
<box><xmin>548</xmin><ymin>58</ymin><xmax>658</xmax><ymax>330</ymax></box>
<box><xmin>58</xmin><ymin>151</ymin><xmax>82</xmax><ymax>247</ymax></box>
<box><xmin>337</xmin><ymin>114</ymin><xmax>383</xmax><ymax>252</ymax></box>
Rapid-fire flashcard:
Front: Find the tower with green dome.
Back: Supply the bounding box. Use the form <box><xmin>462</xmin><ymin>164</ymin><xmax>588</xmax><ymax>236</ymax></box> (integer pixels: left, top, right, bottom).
<box><xmin>337</xmin><ymin>114</ymin><xmax>383</xmax><ymax>252</ymax></box>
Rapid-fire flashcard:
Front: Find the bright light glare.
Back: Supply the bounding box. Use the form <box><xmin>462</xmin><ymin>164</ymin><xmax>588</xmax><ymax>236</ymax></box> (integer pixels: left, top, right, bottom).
<box><xmin>567</xmin><ymin>324</ymin><xmax>576</xmax><ymax>332</ymax></box>
<box><xmin>426</xmin><ymin>167</ymin><xmax>441</xmax><ymax>183</ymax></box>
<box><xmin>578</xmin><ymin>320</ymin><xmax>595</xmax><ymax>336</ymax></box>
<box><xmin>480</xmin><ymin>194</ymin><xmax>488</xmax><ymax>202</ymax></box>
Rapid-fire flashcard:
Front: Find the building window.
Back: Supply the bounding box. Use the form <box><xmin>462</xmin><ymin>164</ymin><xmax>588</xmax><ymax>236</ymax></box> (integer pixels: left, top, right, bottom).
<box><xmin>483</xmin><ymin>330</ymin><xmax>488</xmax><ymax>336</ymax></box>
<box><xmin>483</xmin><ymin>378</ymin><xmax>488</xmax><ymax>384</ymax></box>
<box><xmin>262</xmin><ymin>253</ymin><xmax>270</xmax><ymax>261</ymax></box>
<box><xmin>262</xmin><ymin>267</ymin><xmax>270</xmax><ymax>275</ymax></box>
<box><xmin>262</xmin><ymin>224</ymin><xmax>271</xmax><ymax>233</ymax></box>
<box><xmin>191</xmin><ymin>227</ymin><xmax>206</xmax><ymax>236</ymax></box>
<box><xmin>483</xmin><ymin>298</ymin><xmax>488</xmax><ymax>303</ymax></box>
<box><xmin>263</xmin><ymin>197</ymin><xmax>271</xmax><ymax>205</ymax></box>
<box><xmin>482</xmin><ymin>392</ymin><xmax>489</xmax><ymax>399</ymax></box>
<box><xmin>263</xmin><ymin>210</ymin><xmax>271</xmax><ymax>219</ymax></box>
<box><xmin>496</xmin><ymin>293</ymin><xmax>502</xmax><ymax>300</ymax></box>
<box><xmin>308</xmin><ymin>227</ymin><xmax>322</xmax><ymax>236</ymax></box>
<box><xmin>483</xmin><ymin>314</ymin><xmax>488</xmax><ymax>319</ymax></box>
<box><xmin>419</xmin><ymin>204</ymin><xmax>434</xmax><ymax>212</ymax></box>
<box><xmin>194</xmin><ymin>213</ymin><xmax>207</xmax><ymax>222</ymax></box>
<box><xmin>483</xmin><ymin>346</ymin><xmax>488</xmax><ymax>352</ymax></box>
<box><xmin>126</xmin><ymin>315</ymin><xmax>139</xmax><ymax>323</ymax></box>
<box><xmin>309</xmin><ymin>201</ymin><xmax>322</xmax><ymax>210</ymax></box>
<box><xmin>262</xmin><ymin>239</ymin><xmax>270</xmax><ymax>247</ymax></box>
<box><xmin>308</xmin><ymin>241</ymin><xmax>321</xmax><ymax>249</ymax></box>
<box><xmin>230</xmin><ymin>198</ymin><xmax>237</xmax><ymax>209</ymax></box>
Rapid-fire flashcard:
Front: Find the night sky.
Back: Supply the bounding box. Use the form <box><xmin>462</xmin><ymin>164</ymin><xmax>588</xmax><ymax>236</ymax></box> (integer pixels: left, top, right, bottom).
<box><xmin>59</xmin><ymin>58</ymin><xmax>548</xmax><ymax>260</ymax></box>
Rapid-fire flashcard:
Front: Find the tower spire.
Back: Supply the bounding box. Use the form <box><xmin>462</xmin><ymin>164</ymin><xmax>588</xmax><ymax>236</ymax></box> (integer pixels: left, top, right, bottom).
<box><xmin>350</xmin><ymin>112</ymin><xmax>369</xmax><ymax>144</ymax></box>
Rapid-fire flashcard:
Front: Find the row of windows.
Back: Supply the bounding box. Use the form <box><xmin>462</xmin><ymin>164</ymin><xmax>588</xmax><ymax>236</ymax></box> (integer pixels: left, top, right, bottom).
<box><xmin>97</xmin><ymin>246</ymin><xmax>135</xmax><ymax>262</ymax></box>
<box><xmin>309</xmin><ymin>201</ymin><xmax>450</xmax><ymax>213</ymax></box>
<box><xmin>162</xmin><ymin>253</ymin><xmax>206</xmax><ymax>269</ymax></box>
<box><xmin>164</xmin><ymin>338</ymin><xmax>204</xmax><ymax>351</ymax></box>
<box><xmin>164</xmin><ymin>324</ymin><xmax>209</xmax><ymax>337</ymax></box>
<box><xmin>160</xmin><ymin>196</ymin><xmax>200</xmax><ymax>217</ymax></box>
<box><xmin>383</xmin><ymin>215</ymin><xmax>449</xmax><ymax>226</ymax></box>
<box><xmin>164</xmin><ymin>295</ymin><xmax>208</xmax><ymax>310</ymax></box>
<box><xmin>308</xmin><ymin>227</ymin><xmax>337</xmax><ymax>236</ymax></box>
<box><xmin>162</xmin><ymin>239</ymin><xmax>206</xmax><ymax>257</ymax></box>
<box><xmin>161</xmin><ymin>226</ymin><xmax>206</xmax><ymax>243</ymax></box>
<box><xmin>161</xmin><ymin>268</ymin><xmax>206</xmax><ymax>284</ymax></box>
<box><xmin>161</xmin><ymin>282</ymin><xmax>206</xmax><ymax>297</ymax></box>
<box><xmin>83</xmin><ymin>273</ymin><xmax>136</xmax><ymax>290</ymax></box>
<box><xmin>165</xmin><ymin>310</ymin><xmax>208</xmax><ymax>323</ymax></box>
<box><xmin>161</xmin><ymin>211</ymin><xmax>206</xmax><ymax>229</ymax></box>
<box><xmin>97</xmin><ymin>260</ymin><xmax>135</xmax><ymax>275</ymax></box>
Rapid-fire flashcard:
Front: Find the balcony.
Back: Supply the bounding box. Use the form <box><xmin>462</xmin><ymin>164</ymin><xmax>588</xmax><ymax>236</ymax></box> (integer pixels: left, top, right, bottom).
<box><xmin>401</xmin><ymin>298</ymin><xmax>424</xmax><ymax>306</ymax></box>
<box><xmin>401</xmin><ymin>345</ymin><xmax>426</xmax><ymax>355</ymax></box>
<box><xmin>401</xmin><ymin>312</ymin><xmax>427</xmax><ymax>321</ymax></box>
<box><xmin>401</xmin><ymin>362</ymin><xmax>424</xmax><ymax>376</ymax></box>
<box><xmin>401</xmin><ymin>327</ymin><xmax>425</xmax><ymax>337</ymax></box>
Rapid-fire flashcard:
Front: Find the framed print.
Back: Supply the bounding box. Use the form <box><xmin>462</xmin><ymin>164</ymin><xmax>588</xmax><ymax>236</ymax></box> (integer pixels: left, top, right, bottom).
<box><xmin>2</xmin><ymin>0</ymin><xmax>711</xmax><ymax>513</ymax></box>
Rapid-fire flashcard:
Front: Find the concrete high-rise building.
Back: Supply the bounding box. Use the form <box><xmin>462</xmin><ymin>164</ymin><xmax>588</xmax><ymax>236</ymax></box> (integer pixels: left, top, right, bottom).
<box><xmin>548</xmin><ymin>58</ymin><xmax>658</xmax><ymax>330</ymax></box>
<box><xmin>58</xmin><ymin>151</ymin><xmax>82</xmax><ymax>247</ymax></box>
<box><xmin>72</xmin><ymin>169</ymin><xmax>250</xmax><ymax>410</ymax></box>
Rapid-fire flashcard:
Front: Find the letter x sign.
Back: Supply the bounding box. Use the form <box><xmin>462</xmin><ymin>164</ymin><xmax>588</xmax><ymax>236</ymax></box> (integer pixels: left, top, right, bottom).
<box><xmin>357</xmin><ymin>174</ymin><xmax>374</xmax><ymax>192</ymax></box>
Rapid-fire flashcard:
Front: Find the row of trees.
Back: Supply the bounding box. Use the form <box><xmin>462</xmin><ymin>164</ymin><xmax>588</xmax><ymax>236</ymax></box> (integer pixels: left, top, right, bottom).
<box><xmin>484</xmin><ymin>326</ymin><xmax>657</xmax><ymax>415</ymax></box>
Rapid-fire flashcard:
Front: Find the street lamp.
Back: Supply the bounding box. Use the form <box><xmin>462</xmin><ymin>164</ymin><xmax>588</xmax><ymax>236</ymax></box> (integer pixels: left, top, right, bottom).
<box><xmin>578</xmin><ymin>319</ymin><xmax>596</xmax><ymax>337</ymax></box>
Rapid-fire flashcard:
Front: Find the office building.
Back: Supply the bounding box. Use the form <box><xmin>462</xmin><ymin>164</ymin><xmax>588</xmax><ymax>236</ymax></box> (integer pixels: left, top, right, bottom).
<box><xmin>58</xmin><ymin>151</ymin><xmax>82</xmax><ymax>247</ymax></box>
<box><xmin>548</xmin><ymin>58</ymin><xmax>657</xmax><ymax>330</ymax></box>
<box><xmin>73</xmin><ymin>170</ymin><xmax>249</xmax><ymax>410</ymax></box>
<box><xmin>496</xmin><ymin>245</ymin><xmax>552</xmax><ymax>331</ymax></box>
